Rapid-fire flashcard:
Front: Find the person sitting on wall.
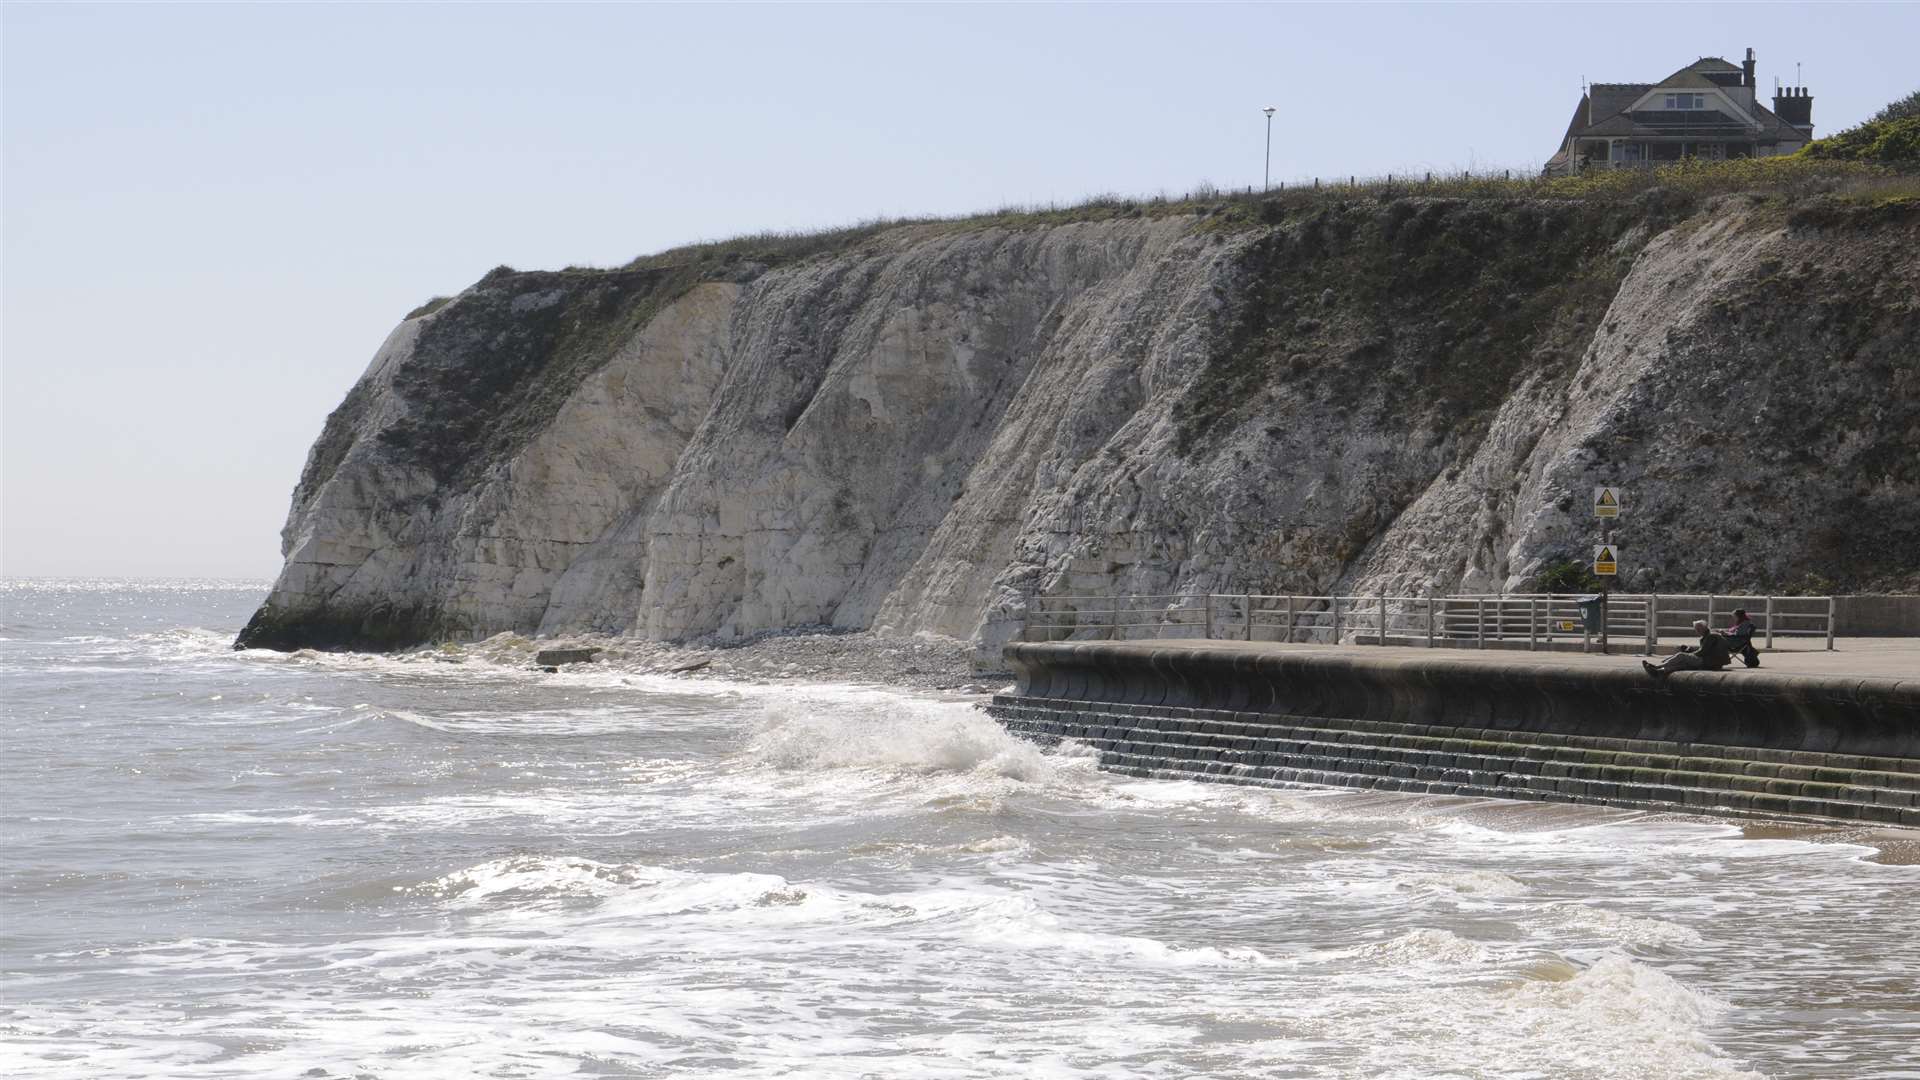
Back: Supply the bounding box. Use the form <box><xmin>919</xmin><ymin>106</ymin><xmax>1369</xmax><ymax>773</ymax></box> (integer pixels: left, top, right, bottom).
<box><xmin>1725</xmin><ymin>608</ymin><xmax>1761</xmax><ymax>668</ymax></box>
<box><xmin>1642</xmin><ymin>620</ymin><xmax>1734</xmax><ymax>678</ymax></box>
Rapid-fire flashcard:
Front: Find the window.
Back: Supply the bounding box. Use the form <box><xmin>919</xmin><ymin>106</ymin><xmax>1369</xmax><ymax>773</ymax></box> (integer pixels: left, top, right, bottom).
<box><xmin>1664</xmin><ymin>93</ymin><xmax>1706</xmax><ymax>109</ymax></box>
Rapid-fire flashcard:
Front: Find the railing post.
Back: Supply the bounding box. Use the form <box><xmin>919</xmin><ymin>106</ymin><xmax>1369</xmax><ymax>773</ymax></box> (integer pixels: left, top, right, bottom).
<box><xmin>1244</xmin><ymin>594</ymin><xmax>1254</xmax><ymax>641</ymax></box>
<box><xmin>1021</xmin><ymin>589</ymin><xmax>1032</xmax><ymax>643</ymax></box>
<box><xmin>1648</xmin><ymin>594</ymin><xmax>1659</xmax><ymax>653</ymax></box>
<box><xmin>1111</xmin><ymin>592</ymin><xmax>1121</xmax><ymax>641</ymax></box>
<box><xmin>1202</xmin><ymin>594</ymin><xmax>1213</xmax><ymax>639</ymax></box>
<box><xmin>1283</xmin><ymin>594</ymin><xmax>1293</xmax><ymax>642</ymax></box>
<box><xmin>1378</xmin><ymin>593</ymin><xmax>1387</xmax><ymax>645</ymax></box>
<box><xmin>1826</xmin><ymin>595</ymin><xmax>1835</xmax><ymax>651</ymax></box>
<box><xmin>1425</xmin><ymin>593</ymin><xmax>1435</xmax><ymax>648</ymax></box>
<box><xmin>1476</xmin><ymin>598</ymin><xmax>1485</xmax><ymax>649</ymax></box>
<box><xmin>1332</xmin><ymin>595</ymin><xmax>1342</xmax><ymax>645</ymax></box>
<box><xmin>1707</xmin><ymin>594</ymin><xmax>1717</xmax><ymax>631</ymax></box>
<box><xmin>1765</xmin><ymin>595</ymin><xmax>1774</xmax><ymax>649</ymax></box>
<box><xmin>1529</xmin><ymin>598</ymin><xmax>1538</xmax><ymax>651</ymax></box>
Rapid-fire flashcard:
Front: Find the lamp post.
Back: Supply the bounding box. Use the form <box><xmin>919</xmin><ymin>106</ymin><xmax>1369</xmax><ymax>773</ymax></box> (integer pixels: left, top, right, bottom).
<box><xmin>1262</xmin><ymin>105</ymin><xmax>1276</xmax><ymax>191</ymax></box>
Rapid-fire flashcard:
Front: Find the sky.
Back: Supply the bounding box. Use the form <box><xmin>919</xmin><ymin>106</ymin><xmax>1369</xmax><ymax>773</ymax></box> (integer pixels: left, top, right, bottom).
<box><xmin>3</xmin><ymin>1</ymin><xmax>1915</xmax><ymax>578</ymax></box>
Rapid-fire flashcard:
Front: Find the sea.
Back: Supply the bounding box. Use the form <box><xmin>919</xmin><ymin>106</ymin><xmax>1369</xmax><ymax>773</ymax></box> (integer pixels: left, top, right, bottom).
<box><xmin>2</xmin><ymin>578</ymin><xmax>1916</xmax><ymax>1079</ymax></box>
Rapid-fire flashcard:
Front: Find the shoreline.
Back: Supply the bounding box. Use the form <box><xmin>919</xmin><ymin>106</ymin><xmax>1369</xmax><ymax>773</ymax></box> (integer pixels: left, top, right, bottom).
<box><xmin>326</xmin><ymin>628</ymin><xmax>1920</xmax><ymax>862</ymax></box>
<box><xmin>412</xmin><ymin>626</ymin><xmax>1006</xmax><ymax>697</ymax></box>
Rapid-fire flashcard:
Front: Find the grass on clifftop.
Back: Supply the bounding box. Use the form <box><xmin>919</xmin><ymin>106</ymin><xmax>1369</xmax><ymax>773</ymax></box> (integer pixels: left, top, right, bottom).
<box><xmin>404</xmin><ymin>88</ymin><xmax>1915</xmax><ymax>296</ymax></box>
<box><xmin>591</xmin><ymin>154</ymin><xmax>1915</xmax><ymax>283</ymax></box>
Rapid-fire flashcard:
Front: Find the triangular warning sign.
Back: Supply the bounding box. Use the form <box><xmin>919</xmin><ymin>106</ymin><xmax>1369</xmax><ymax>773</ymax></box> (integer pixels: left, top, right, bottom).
<box><xmin>1598</xmin><ymin>546</ymin><xmax>1615</xmax><ymax>561</ymax></box>
<box><xmin>1598</xmin><ymin>490</ymin><xmax>1617</xmax><ymax>507</ymax></box>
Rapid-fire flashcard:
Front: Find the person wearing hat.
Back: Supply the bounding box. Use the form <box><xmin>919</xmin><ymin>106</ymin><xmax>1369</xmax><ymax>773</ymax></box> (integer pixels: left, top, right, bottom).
<box><xmin>1724</xmin><ymin>609</ymin><xmax>1760</xmax><ymax>668</ymax></box>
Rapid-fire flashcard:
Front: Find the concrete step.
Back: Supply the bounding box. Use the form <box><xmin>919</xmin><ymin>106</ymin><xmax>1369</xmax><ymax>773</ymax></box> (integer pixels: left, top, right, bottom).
<box><xmin>989</xmin><ymin>707</ymin><xmax>1920</xmax><ymax>799</ymax></box>
<box><xmin>989</xmin><ymin>695</ymin><xmax>1920</xmax><ymax>778</ymax></box>
<box><xmin>986</xmin><ymin>700</ymin><xmax>1920</xmax><ymax>827</ymax></box>
<box><xmin>1093</xmin><ymin>731</ymin><xmax>1916</xmax><ymax>825</ymax></box>
<box><xmin>1093</xmin><ymin>748</ymin><xmax>1893</xmax><ymax>827</ymax></box>
<box><xmin>996</xmin><ymin>711</ymin><xmax>1917</xmax><ymax>818</ymax></box>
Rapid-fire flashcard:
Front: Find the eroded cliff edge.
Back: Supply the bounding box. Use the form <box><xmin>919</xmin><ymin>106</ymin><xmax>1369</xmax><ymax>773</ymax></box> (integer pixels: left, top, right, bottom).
<box><xmin>238</xmin><ymin>194</ymin><xmax>1920</xmax><ymax>659</ymax></box>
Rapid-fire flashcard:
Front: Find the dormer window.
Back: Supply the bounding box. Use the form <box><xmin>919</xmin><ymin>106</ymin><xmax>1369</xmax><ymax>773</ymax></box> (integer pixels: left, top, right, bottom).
<box><xmin>1664</xmin><ymin>93</ymin><xmax>1707</xmax><ymax>109</ymax></box>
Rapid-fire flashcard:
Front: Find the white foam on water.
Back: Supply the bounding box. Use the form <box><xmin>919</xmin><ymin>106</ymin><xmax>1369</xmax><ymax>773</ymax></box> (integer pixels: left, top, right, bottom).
<box><xmin>1392</xmin><ymin>869</ymin><xmax>1532</xmax><ymax>898</ymax></box>
<box><xmin>0</xmin><ymin>847</ymin><xmax>1800</xmax><ymax>1080</ymax></box>
<box><xmin>1488</xmin><ymin>954</ymin><xmax>1758</xmax><ymax>1077</ymax></box>
<box><xmin>1529</xmin><ymin>902</ymin><xmax>1707</xmax><ymax>950</ymax></box>
<box><xmin>744</xmin><ymin>694</ymin><xmax>1049</xmax><ymax>781</ymax></box>
<box><xmin>415</xmin><ymin>855</ymin><xmax>809</xmax><ymax>919</ymax></box>
<box><xmin>1343</xmin><ymin>926</ymin><xmax>1499</xmax><ymax>967</ymax></box>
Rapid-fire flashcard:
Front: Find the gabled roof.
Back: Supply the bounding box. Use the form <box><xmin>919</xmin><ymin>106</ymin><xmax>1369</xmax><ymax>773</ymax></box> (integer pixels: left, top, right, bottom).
<box><xmin>1561</xmin><ymin>56</ymin><xmax>1811</xmax><ymax>147</ymax></box>
<box><xmin>1654</xmin><ymin>70</ymin><xmax>1720</xmax><ymax>90</ymax></box>
<box><xmin>1586</xmin><ymin>83</ymin><xmax>1652</xmax><ymax>125</ymax></box>
<box><xmin>1559</xmin><ymin>94</ymin><xmax>1591</xmax><ymax>147</ymax></box>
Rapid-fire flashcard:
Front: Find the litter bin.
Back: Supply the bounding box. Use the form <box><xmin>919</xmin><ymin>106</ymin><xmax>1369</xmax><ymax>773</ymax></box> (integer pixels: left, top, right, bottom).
<box><xmin>1575</xmin><ymin>595</ymin><xmax>1605</xmax><ymax>634</ymax></box>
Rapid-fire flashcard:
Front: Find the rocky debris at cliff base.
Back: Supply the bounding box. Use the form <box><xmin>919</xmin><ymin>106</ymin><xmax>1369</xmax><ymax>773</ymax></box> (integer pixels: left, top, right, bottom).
<box><xmin>448</xmin><ymin>627</ymin><xmax>1005</xmax><ymax>695</ymax></box>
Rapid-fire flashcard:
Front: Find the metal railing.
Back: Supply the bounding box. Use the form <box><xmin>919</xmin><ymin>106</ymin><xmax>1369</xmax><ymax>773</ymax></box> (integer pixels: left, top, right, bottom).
<box><xmin>1019</xmin><ymin>592</ymin><xmax>1836</xmax><ymax>652</ymax></box>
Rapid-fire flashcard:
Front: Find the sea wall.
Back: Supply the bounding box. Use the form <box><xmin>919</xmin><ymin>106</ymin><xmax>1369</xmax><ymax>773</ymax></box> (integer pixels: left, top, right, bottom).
<box><xmin>991</xmin><ymin>639</ymin><xmax>1920</xmax><ymax>825</ymax></box>
<box><xmin>1004</xmin><ymin>639</ymin><xmax>1920</xmax><ymax>758</ymax></box>
<box><xmin>239</xmin><ymin>193</ymin><xmax>1920</xmax><ymax>654</ymax></box>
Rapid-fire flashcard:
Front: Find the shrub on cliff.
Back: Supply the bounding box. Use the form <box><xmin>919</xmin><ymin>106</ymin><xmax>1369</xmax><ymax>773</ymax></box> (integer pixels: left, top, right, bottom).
<box><xmin>1798</xmin><ymin>90</ymin><xmax>1920</xmax><ymax>167</ymax></box>
<box><xmin>1529</xmin><ymin>560</ymin><xmax>1604</xmax><ymax>595</ymax></box>
<box><xmin>1870</xmin><ymin>89</ymin><xmax>1920</xmax><ymax>124</ymax></box>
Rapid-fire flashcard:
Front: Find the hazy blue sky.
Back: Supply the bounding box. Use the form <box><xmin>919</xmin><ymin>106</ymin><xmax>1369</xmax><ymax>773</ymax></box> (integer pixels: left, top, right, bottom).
<box><xmin>4</xmin><ymin>1</ymin><xmax>1915</xmax><ymax>578</ymax></box>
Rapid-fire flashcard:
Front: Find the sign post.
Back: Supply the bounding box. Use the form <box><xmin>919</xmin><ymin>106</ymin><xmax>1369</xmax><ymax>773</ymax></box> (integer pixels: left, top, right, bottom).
<box><xmin>1592</xmin><ymin>487</ymin><xmax>1624</xmax><ymax>654</ymax></box>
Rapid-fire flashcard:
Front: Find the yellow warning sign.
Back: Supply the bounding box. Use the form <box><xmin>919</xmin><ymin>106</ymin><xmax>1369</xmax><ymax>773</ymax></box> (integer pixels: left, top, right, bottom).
<box><xmin>1593</xmin><ymin>544</ymin><xmax>1619</xmax><ymax>576</ymax></box>
<box><xmin>1593</xmin><ymin>486</ymin><xmax>1622</xmax><ymax>519</ymax></box>
<box><xmin>1557</xmin><ymin>620</ymin><xmax>1578</xmax><ymax>632</ymax></box>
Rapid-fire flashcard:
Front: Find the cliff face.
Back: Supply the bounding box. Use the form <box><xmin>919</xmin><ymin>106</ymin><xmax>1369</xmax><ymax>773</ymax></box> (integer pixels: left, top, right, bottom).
<box><xmin>238</xmin><ymin>194</ymin><xmax>1920</xmax><ymax>658</ymax></box>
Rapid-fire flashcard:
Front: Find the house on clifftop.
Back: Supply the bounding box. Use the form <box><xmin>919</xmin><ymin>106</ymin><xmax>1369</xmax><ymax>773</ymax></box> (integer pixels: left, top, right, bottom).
<box><xmin>1544</xmin><ymin>49</ymin><xmax>1814</xmax><ymax>175</ymax></box>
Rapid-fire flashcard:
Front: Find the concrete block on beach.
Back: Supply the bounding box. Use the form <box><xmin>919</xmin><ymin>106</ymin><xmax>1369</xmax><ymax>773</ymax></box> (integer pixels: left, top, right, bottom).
<box><xmin>534</xmin><ymin>647</ymin><xmax>601</xmax><ymax>666</ymax></box>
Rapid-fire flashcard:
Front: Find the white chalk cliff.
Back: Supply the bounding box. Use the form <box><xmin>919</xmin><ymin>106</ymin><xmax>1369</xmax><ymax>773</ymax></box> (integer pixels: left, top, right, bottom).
<box><xmin>240</xmin><ymin>195</ymin><xmax>1920</xmax><ymax>659</ymax></box>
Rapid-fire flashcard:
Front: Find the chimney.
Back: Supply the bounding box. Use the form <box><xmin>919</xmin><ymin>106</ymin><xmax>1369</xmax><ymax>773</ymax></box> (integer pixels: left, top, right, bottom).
<box><xmin>1774</xmin><ymin>85</ymin><xmax>1814</xmax><ymax>130</ymax></box>
<box><xmin>1743</xmin><ymin>47</ymin><xmax>1756</xmax><ymax>88</ymax></box>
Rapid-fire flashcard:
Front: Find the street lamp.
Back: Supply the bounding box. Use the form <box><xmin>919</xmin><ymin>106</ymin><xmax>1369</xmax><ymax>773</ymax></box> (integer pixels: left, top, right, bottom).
<box><xmin>1262</xmin><ymin>106</ymin><xmax>1276</xmax><ymax>191</ymax></box>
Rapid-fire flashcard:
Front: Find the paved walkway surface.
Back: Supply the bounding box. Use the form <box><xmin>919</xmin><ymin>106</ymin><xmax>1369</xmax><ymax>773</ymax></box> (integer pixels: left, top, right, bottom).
<box><xmin>1092</xmin><ymin>637</ymin><xmax>1919</xmax><ymax>680</ymax></box>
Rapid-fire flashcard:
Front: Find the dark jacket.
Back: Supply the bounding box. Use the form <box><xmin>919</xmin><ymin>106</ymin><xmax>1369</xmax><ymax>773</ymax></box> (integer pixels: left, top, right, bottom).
<box><xmin>1725</xmin><ymin>618</ymin><xmax>1756</xmax><ymax>647</ymax></box>
<box><xmin>1695</xmin><ymin>631</ymin><xmax>1733</xmax><ymax>670</ymax></box>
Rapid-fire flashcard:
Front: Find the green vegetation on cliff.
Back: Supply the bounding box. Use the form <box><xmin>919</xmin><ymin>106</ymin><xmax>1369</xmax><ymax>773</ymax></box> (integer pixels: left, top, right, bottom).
<box><xmin>1799</xmin><ymin>89</ymin><xmax>1920</xmax><ymax>167</ymax></box>
<box><xmin>1172</xmin><ymin>193</ymin><xmax>1670</xmax><ymax>460</ymax></box>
